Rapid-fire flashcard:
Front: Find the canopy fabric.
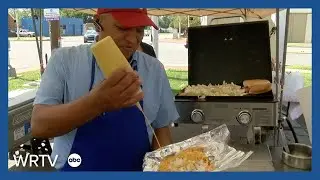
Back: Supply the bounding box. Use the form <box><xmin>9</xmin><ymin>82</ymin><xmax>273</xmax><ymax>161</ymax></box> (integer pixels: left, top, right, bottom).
<box><xmin>66</xmin><ymin>8</ymin><xmax>277</xmax><ymax>18</ymax></box>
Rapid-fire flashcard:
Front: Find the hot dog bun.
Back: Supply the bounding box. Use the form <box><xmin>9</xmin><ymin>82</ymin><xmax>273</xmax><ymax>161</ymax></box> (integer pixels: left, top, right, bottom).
<box><xmin>243</xmin><ymin>79</ymin><xmax>272</xmax><ymax>94</ymax></box>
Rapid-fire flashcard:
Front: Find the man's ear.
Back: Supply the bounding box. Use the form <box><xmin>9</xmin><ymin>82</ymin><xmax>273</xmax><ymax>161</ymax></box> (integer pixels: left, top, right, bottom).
<box><xmin>93</xmin><ymin>15</ymin><xmax>103</xmax><ymax>32</ymax></box>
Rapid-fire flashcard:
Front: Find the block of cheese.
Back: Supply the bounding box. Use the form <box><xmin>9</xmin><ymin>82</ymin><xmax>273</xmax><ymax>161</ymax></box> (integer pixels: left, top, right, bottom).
<box><xmin>90</xmin><ymin>36</ymin><xmax>142</xmax><ymax>111</ymax></box>
<box><xmin>91</xmin><ymin>36</ymin><xmax>132</xmax><ymax>77</ymax></box>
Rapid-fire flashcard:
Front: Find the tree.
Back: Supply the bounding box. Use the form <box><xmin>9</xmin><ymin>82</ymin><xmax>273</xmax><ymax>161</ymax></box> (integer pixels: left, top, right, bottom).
<box><xmin>8</xmin><ymin>8</ymin><xmax>33</xmax><ymax>27</ymax></box>
<box><xmin>60</xmin><ymin>9</ymin><xmax>92</xmax><ymax>23</ymax></box>
<box><xmin>158</xmin><ymin>16</ymin><xmax>172</xmax><ymax>29</ymax></box>
<box><xmin>170</xmin><ymin>15</ymin><xmax>201</xmax><ymax>32</ymax></box>
<box><xmin>8</xmin><ymin>8</ymin><xmax>46</xmax><ymax>27</ymax></box>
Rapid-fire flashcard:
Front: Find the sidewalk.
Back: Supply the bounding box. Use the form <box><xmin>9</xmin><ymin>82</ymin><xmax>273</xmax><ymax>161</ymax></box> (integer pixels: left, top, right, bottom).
<box><xmin>158</xmin><ymin>38</ymin><xmax>311</xmax><ymax>54</ymax></box>
<box><xmin>159</xmin><ymin>38</ymin><xmax>186</xmax><ymax>44</ymax></box>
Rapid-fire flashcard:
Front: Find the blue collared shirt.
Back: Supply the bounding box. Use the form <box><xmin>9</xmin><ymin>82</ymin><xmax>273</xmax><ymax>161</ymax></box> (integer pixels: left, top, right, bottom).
<box><xmin>33</xmin><ymin>44</ymin><xmax>179</xmax><ymax>169</ymax></box>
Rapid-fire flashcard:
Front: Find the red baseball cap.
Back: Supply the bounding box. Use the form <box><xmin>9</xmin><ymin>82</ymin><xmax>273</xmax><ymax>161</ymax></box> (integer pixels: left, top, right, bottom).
<box><xmin>96</xmin><ymin>8</ymin><xmax>159</xmax><ymax>30</ymax></box>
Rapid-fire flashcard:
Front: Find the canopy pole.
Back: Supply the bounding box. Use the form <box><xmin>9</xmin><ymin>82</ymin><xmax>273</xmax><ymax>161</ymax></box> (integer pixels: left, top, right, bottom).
<box><xmin>278</xmin><ymin>8</ymin><xmax>290</xmax><ymax>125</ymax></box>
<box><xmin>151</xmin><ymin>16</ymin><xmax>159</xmax><ymax>57</ymax></box>
<box><xmin>273</xmin><ymin>8</ymin><xmax>280</xmax><ymax>147</ymax></box>
<box><xmin>275</xmin><ymin>9</ymin><xmax>280</xmax><ymax>103</ymax></box>
<box><xmin>31</xmin><ymin>8</ymin><xmax>44</xmax><ymax>75</ymax></box>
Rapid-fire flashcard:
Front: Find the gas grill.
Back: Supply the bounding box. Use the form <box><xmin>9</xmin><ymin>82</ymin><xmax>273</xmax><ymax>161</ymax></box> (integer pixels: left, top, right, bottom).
<box><xmin>174</xmin><ymin>21</ymin><xmax>278</xmax><ymax>144</ymax></box>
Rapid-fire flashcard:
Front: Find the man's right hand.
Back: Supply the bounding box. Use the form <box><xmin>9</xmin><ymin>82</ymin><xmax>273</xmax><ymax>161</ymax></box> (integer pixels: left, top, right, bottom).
<box><xmin>89</xmin><ymin>67</ymin><xmax>144</xmax><ymax>113</ymax></box>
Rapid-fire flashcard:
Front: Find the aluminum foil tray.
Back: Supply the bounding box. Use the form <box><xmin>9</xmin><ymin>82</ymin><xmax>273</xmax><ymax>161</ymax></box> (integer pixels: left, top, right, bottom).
<box><xmin>143</xmin><ymin>124</ymin><xmax>253</xmax><ymax>172</ymax></box>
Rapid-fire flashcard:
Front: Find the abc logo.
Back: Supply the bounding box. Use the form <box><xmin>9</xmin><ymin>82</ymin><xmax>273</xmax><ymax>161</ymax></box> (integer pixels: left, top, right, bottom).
<box><xmin>67</xmin><ymin>153</ymin><xmax>82</xmax><ymax>168</ymax></box>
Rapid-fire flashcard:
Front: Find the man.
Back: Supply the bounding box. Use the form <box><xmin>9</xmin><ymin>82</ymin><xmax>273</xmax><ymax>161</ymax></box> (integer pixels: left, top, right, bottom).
<box><xmin>31</xmin><ymin>8</ymin><xmax>179</xmax><ymax>171</ymax></box>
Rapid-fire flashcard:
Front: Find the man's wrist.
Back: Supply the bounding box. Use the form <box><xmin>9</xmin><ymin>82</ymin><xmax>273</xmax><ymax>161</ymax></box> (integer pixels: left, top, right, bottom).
<box><xmin>84</xmin><ymin>92</ymin><xmax>106</xmax><ymax>115</ymax></box>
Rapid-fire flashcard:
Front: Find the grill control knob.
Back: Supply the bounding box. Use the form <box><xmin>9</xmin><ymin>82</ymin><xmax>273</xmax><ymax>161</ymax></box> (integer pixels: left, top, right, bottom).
<box><xmin>237</xmin><ymin>110</ymin><xmax>252</xmax><ymax>125</ymax></box>
<box><xmin>191</xmin><ymin>109</ymin><xmax>204</xmax><ymax>123</ymax></box>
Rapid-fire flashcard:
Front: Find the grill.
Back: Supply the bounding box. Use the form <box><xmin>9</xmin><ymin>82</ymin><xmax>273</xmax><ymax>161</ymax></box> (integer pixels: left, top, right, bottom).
<box><xmin>174</xmin><ymin>21</ymin><xmax>278</xmax><ymax>144</ymax></box>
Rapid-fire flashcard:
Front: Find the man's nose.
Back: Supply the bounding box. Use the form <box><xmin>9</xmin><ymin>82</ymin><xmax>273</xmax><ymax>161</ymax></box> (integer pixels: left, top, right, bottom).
<box><xmin>124</xmin><ymin>29</ymin><xmax>139</xmax><ymax>44</ymax></box>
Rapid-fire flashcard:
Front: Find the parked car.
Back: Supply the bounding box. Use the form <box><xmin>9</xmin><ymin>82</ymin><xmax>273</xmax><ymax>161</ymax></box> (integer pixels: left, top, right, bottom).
<box><xmin>17</xmin><ymin>29</ymin><xmax>35</xmax><ymax>37</ymax></box>
<box><xmin>84</xmin><ymin>30</ymin><xmax>98</xmax><ymax>43</ymax></box>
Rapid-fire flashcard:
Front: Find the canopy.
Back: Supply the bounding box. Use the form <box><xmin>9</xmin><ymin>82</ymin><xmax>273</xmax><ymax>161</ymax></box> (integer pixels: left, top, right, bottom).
<box><xmin>66</xmin><ymin>8</ymin><xmax>277</xmax><ymax>19</ymax></box>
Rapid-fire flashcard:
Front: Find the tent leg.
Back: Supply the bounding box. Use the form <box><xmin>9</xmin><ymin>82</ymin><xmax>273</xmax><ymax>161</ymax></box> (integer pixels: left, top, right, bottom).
<box><xmin>274</xmin><ymin>8</ymin><xmax>291</xmax><ymax>147</ymax></box>
<box><xmin>275</xmin><ymin>9</ymin><xmax>280</xmax><ymax>102</ymax></box>
<box><xmin>274</xmin><ymin>8</ymin><xmax>280</xmax><ymax>147</ymax></box>
<box><xmin>31</xmin><ymin>8</ymin><xmax>44</xmax><ymax>75</ymax></box>
<box><xmin>278</xmin><ymin>9</ymin><xmax>291</xmax><ymax>121</ymax></box>
<box><xmin>151</xmin><ymin>16</ymin><xmax>159</xmax><ymax>57</ymax></box>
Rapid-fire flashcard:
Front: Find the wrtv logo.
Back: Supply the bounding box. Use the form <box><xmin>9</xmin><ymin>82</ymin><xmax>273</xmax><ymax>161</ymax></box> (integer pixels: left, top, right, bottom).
<box><xmin>13</xmin><ymin>153</ymin><xmax>58</xmax><ymax>167</ymax></box>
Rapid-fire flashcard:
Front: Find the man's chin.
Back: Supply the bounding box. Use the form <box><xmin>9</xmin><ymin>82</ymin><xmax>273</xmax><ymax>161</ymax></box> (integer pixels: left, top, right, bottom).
<box><xmin>121</xmin><ymin>50</ymin><xmax>134</xmax><ymax>60</ymax></box>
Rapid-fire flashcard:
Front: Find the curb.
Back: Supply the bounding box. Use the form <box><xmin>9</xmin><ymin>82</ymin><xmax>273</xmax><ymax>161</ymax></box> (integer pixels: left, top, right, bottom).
<box><xmin>9</xmin><ymin>39</ymin><xmax>50</xmax><ymax>42</ymax></box>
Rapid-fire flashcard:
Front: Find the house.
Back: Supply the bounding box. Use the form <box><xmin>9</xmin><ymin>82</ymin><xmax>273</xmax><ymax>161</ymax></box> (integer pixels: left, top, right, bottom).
<box><xmin>8</xmin><ymin>13</ymin><xmax>16</xmax><ymax>30</ymax></box>
<box><xmin>21</xmin><ymin>17</ymin><xmax>84</xmax><ymax>37</ymax></box>
<box><xmin>201</xmin><ymin>8</ymin><xmax>312</xmax><ymax>44</ymax></box>
<box><xmin>287</xmin><ymin>9</ymin><xmax>312</xmax><ymax>43</ymax></box>
<box><xmin>8</xmin><ymin>13</ymin><xmax>17</xmax><ymax>37</ymax></box>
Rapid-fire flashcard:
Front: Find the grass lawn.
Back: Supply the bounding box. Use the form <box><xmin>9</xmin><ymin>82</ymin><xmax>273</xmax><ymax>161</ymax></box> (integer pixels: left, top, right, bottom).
<box><xmin>301</xmin><ymin>72</ymin><xmax>312</xmax><ymax>88</ymax></box>
<box><xmin>166</xmin><ymin>69</ymin><xmax>188</xmax><ymax>95</ymax></box>
<box><xmin>287</xmin><ymin>65</ymin><xmax>312</xmax><ymax>71</ymax></box>
<box><xmin>8</xmin><ymin>70</ymin><xmax>41</xmax><ymax>92</ymax></box>
<box><xmin>8</xmin><ymin>69</ymin><xmax>312</xmax><ymax>94</ymax></box>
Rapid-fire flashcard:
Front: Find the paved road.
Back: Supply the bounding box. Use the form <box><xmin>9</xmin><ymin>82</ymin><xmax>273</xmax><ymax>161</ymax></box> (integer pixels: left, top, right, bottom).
<box><xmin>8</xmin><ymin>37</ymin><xmax>312</xmax><ymax>74</ymax></box>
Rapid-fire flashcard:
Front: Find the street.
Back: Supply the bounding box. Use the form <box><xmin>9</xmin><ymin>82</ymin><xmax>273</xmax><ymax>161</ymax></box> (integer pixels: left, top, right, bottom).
<box><xmin>9</xmin><ymin>36</ymin><xmax>312</xmax><ymax>74</ymax></box>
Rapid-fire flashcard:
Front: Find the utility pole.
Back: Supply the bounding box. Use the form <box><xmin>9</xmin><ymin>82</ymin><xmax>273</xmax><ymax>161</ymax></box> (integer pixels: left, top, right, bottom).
<box><xmin>151</xmin><ymin>16</ymin><xmax>159</xmax><ymax>57</ymax></box>
<box><xmin>50</xmin><ymin>20</ymin><xmax>60</xmax><ymax>51</ymax></box>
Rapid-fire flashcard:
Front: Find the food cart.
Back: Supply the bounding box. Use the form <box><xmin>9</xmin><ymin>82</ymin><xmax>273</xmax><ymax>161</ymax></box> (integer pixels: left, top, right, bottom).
<box><xmin>8</xmin><ymin>8</ymin><xmax>311</xmax><ymax>171</ymax></box>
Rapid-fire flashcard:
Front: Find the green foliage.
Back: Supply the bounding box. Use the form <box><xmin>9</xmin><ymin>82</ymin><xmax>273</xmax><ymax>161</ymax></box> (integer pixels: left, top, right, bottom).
<box><xmin>8</xmin><ymin>9</ymin><xmax>201</xmax><ymax>32</ymax></box>
<box><xmin>8</xmin><ymin>9</ymin><xmax>34</xmax><ymax>26</ymax></box>
<box><xmin>158</xmin><ymin>16</ymin><xmax>172</xmax><ymax>29</ymax></box>
<box><xmin>8</xmin><ymin>8</ymin><xmax>93</xmax><ymax>25</ymax></box>
<box><xmin>60</xmin><ymin>9</ymin><xmax>93</xmax><ymax>23</ymax></box>
<box><xmin>170</xmin><ymin>16</ymin><xmax>201</xmax><ymax>31</ymax></box>
<box><xmin>157</xmin><ymin>15</ymin><xmax>201</xmax><ymax>31</ymax></box>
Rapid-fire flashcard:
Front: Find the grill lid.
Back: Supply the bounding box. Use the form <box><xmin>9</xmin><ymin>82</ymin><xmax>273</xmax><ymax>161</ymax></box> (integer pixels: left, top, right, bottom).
<box><xmin>187</xmin><ymin>20</ymin><xmax>272</xmax><ymax>86</ymax></box>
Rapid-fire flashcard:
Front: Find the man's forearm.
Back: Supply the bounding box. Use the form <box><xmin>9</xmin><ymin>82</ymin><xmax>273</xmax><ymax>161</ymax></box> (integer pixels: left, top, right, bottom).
<box><xmin>152</xmin><ymin>126</ymin><xmax>173</xmax><ymax>150</ymax></box>
<box><xmin>31</xmin><ymin>93</ymin><xmax>103</xmax><ymax>138</ymax></box>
